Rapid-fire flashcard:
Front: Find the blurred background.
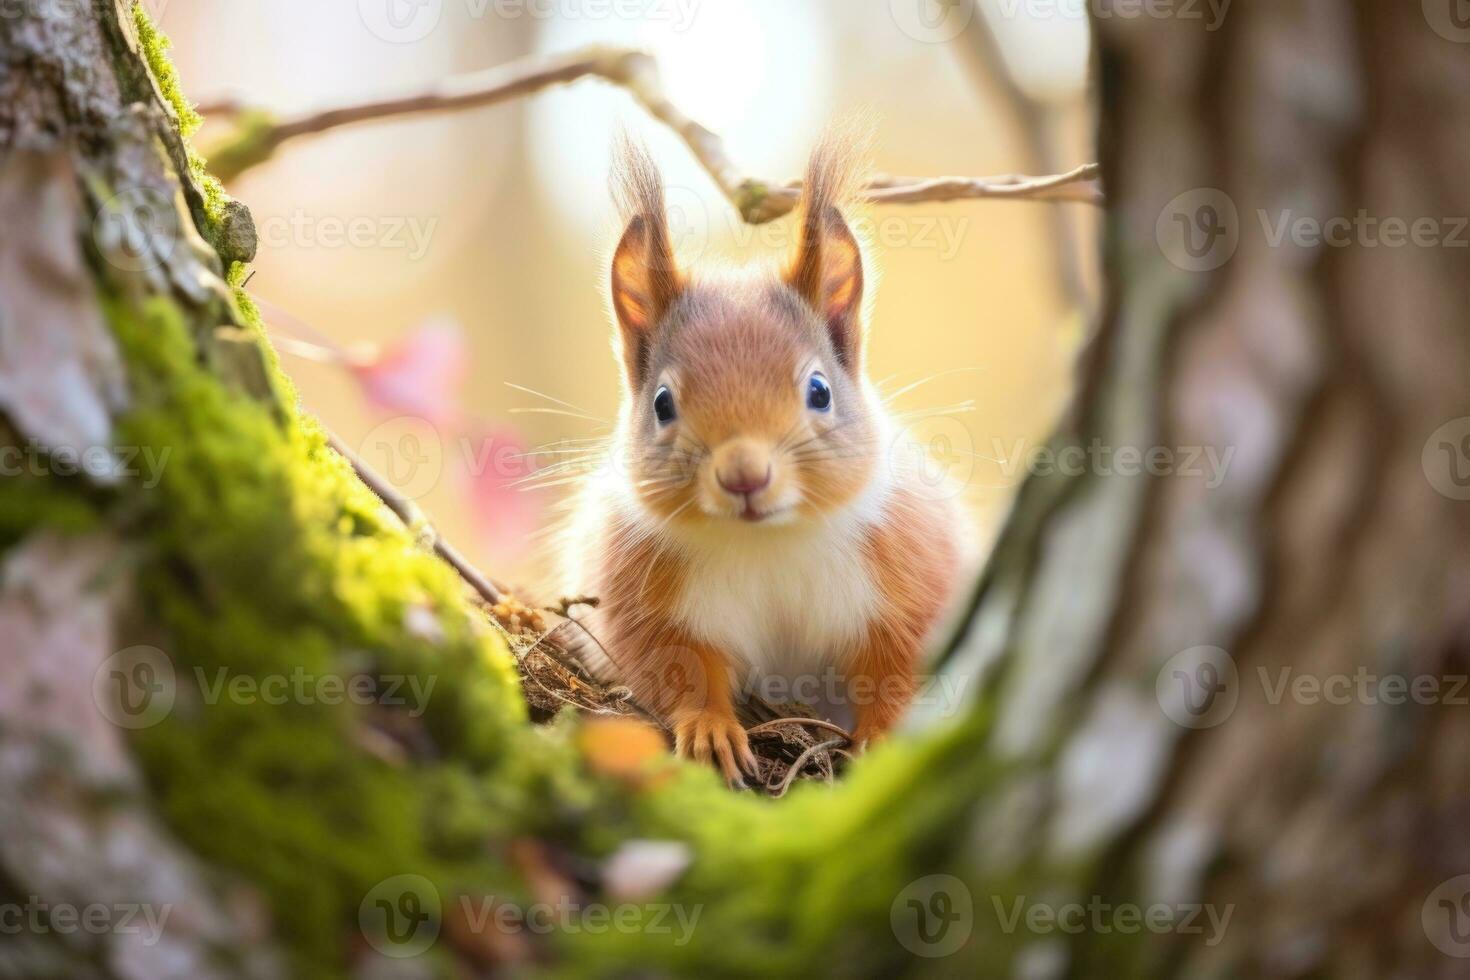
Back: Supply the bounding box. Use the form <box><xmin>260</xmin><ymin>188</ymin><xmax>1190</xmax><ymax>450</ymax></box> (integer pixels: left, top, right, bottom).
<box><xmin>163</xmin><ymin>0</ymin><xmax>1099</xmax><ymax>587</ymax></box>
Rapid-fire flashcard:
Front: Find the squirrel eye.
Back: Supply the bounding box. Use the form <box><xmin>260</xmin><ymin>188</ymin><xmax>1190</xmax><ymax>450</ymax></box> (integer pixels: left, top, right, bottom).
<box><xmin>806</xmin><ymin>373</ymin><xmax>832</xmax><ymax>412</ymax></box>
<box><xmin>653</xmin><ymin>385</ymin><xmax>677</xmax><ymax>425</ymax></box>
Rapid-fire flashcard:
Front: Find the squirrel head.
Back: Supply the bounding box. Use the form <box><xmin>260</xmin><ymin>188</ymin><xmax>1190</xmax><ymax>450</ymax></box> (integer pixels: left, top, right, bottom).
<box><xmin>606</xmin><ymin>136</ymin><xmax>880</xmax><ymax>528</ymax></box>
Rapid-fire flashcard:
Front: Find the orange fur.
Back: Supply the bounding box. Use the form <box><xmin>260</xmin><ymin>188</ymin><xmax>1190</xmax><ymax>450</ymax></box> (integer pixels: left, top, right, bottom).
<box><xmin>850</xmin><ymin>487</ymin><xmax>961</xmax><ymax>742</ymax></box>
<box><xmin>564</xmin><ymin>135</ymin><xmax>968</xmax><ymax>782</ymax></box>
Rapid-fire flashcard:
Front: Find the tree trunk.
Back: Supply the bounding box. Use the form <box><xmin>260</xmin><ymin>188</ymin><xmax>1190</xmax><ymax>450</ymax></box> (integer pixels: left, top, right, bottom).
<box><xmin>2</xmin><ymin>2</ymin><xmax>1467</xmax><ymax>979</ymax></box>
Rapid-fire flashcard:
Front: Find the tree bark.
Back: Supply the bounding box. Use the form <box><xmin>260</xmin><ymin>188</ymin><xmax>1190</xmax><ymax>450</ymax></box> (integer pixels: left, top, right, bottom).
<box><xmin>2</xmin><ymin>2</ymin><xmax>1468</xmax><ymax>979</ymax></box>
<box><xmin>937</xmin><ymin>2</ymin><xmax>1470</xmax><ymax>976</ymax></box>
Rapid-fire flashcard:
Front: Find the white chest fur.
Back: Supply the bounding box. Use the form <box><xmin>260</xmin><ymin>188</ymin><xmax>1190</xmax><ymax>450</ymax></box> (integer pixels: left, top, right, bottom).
<box><xmin>664</xmin><ymin>491</ymin><xmax>885</xmax><ymax>675</ymax></box>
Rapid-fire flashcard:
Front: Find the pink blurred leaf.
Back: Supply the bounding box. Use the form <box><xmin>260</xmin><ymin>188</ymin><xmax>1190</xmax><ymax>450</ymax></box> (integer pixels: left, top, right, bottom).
<box><xmin>459</xmin><ymin>426</ymin><xmax>545</xmax><ymax>561</ymax></box>
<box><xmin>349</xmin><ymin>316</ymin><xmax>466</xmax><ymax>426</ymax></box>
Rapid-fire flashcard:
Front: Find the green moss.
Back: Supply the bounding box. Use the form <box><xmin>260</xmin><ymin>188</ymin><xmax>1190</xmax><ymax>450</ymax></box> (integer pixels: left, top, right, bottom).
<box><xmin>131</xmin><ymin>2</ymin><xmax>201</xmax><ymax>138</ymax></box>
<box><xmin>205</xmin><ymin>109</ymin><xmax>283</xmax><ymax>184</ymax></box>
<box><xmin>1</xmin><ymin>280</ymin><xmax>1013</xmax><ymax>976</ymax></box>
<box><xmin>82</xmin><ymin>292</ymin><xmax>526</xmax><ymax>972</ymax></box>
<box><xmin>2</xmin><ymin>10</ymin><xmax>1034</xmax><ymax>976</ymax></box>
<box><xmin>131</xmin><ymin>4</ymin><xmax>232</xmax><ymax>233</ymax></box>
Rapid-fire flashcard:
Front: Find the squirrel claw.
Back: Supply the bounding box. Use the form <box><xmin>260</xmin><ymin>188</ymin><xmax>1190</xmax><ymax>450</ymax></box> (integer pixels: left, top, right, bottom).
<box><xmin>673</xmin><ymin>711</ymin><xmax>755</xmax><ymax>783</ymax></box>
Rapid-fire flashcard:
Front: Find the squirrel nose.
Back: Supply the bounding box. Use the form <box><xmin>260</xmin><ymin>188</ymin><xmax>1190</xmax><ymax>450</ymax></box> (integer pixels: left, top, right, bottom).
<box><xmin>713</xmin><ymin>439</ymin><xmax>772</xmax><ymax>496</ymax></box>
<box><xmin>718</xmin><ymin>467</ymin><xmax>772</xmax><ymax>496</ymax></box>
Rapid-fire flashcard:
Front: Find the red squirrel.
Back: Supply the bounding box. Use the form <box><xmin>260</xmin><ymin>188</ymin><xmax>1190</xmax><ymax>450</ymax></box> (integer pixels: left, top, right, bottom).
<box><xmin>561</xmin><ymin>136</ymin><xmax>970</xmax><ymax>783</ymax></box>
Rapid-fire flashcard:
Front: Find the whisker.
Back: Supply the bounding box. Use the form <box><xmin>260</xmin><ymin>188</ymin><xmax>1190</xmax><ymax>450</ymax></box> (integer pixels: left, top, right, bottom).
<box><xmin>503</xmin><ymin>381</ymin><xmax>597</xmax><ymax>416</ymax></box>
<box><xmin>881</xmin><ymin>367</ymin><xmax>986</xmax><ymax>403</ymax></box>
<box><xmin>508</xmin><ymin>407</ymin><xmax>611</xmax><ymax>425</ymax></box>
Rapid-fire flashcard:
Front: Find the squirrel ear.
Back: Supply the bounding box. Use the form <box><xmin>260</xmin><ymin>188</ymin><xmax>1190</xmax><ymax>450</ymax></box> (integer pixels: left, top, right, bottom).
<box><xmin>787</xmin><ymin>204</ymin><xmax>864</xmax><ymax>370</ymax></box>
<box><xmin>611</xmin><ymin>212</ymin><xmax>681</xmax><ymax>384</ymax></box>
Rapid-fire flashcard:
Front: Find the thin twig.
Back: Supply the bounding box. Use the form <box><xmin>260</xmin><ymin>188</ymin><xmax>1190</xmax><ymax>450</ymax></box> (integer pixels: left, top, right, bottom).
<box><xmin>746</xmin><ymin>717</ymin><xmax>854</xmax><ymax>742</ymax></box>
<box><xmin>201</xmin><ymin>45</ymin><xmax>1102</xmax><ymax>217</ymax></box>
<box><xmin>949</xmin><ymin>0</ymin><xmax>1094</xmax><ymax>307</ymax></box>
<box><xmin>325</xmin><ymin>431</ymin><xmax>502</xmax><ymax>605</ymax></box>
<box><xmin>771</xmin><ymin>738</ymin><xmax>847</xmax><ymax>798</ymax></box>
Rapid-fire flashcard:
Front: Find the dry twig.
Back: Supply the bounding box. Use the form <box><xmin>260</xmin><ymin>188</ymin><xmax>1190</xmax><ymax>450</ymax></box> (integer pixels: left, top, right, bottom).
<box><xmin>202</xmin><ymin>45</ymin><xmax>1101</xmax><ymax>216</ymax></box>
<box><xmin>325</xmin><ymin>430</ymin><xmax>502</xmax><ymax>605</ymax></box>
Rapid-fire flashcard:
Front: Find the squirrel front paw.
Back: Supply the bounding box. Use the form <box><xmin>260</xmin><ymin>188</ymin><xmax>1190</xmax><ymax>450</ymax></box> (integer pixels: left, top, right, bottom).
<box><xmin>672</xmin><ymin>710</ymin><xmax>757</xmax><ymax>784</ymax></box>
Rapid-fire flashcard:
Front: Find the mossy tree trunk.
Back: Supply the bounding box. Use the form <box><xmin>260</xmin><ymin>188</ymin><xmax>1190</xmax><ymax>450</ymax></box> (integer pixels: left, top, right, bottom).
<box><xmin>3</xmin><ymin>2</ymin><xmax>1469</xmax><ymax>979</ymax></box>
<box><xmin>936</xmin><ymin>2</ymin><xmax>1470</xmax><ymax>976</ymax></box>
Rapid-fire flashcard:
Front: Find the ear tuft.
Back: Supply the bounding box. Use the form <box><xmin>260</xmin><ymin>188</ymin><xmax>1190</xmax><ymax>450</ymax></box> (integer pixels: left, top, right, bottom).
<box><xmin>786</xmin><ymin>132</ymin><xmax>867</xmax><ymax>370</ymax></box>
<box><xmin>609</xmin><ymin>136</ymin><xmax>682</xmax><ymax>384</ymax></box>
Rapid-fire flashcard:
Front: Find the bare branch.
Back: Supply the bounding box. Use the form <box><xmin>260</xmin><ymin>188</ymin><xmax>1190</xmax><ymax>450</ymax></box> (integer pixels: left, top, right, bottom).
<box><xmin>324</xmin><ymin>431</ymin><xmax>503</xmax><ymax>606</ymax></box>
<box><xmin>201</xmin><ymin>45</ymin><xmax>1102</xmax><ymax>219</ymax></box>
<box><xmin>949</xmin><ymin>0</ymin><xmax>1094</xmax><ymax>308</ymax></box>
